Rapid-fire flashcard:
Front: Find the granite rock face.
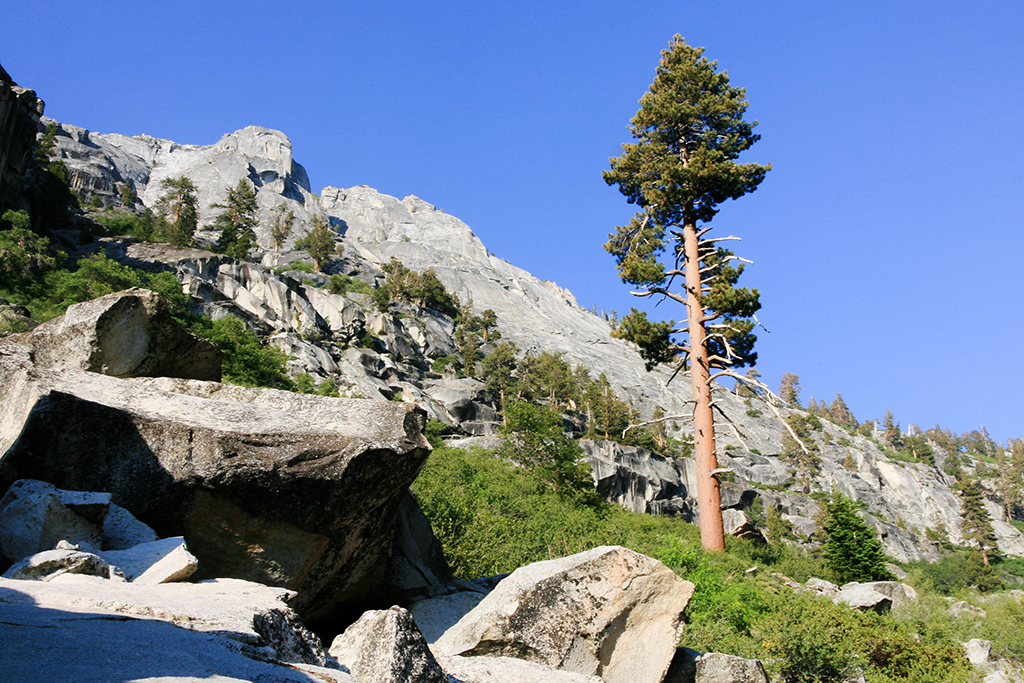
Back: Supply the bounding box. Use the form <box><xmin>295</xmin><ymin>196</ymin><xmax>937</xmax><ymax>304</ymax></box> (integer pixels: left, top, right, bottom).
<box><xmin>0</xmin><ymin>64</ymin><xmax>44</xmax><ymax>211</ymax></box>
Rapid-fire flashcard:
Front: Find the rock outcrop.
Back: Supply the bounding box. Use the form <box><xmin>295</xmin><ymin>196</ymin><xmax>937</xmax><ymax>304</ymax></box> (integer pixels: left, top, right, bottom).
<box><xmin>0</xmin><ymin>291</ymin><xmax>431</xmax><ymax>624</ymax></box>
<box><xmin>0</xmin><ymin>64</ymin><xmax>44</xmax><ymax>211</ymax></box>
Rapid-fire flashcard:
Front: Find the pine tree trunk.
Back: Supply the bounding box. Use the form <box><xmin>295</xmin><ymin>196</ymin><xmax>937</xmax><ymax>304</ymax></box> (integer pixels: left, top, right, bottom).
<box><xmin>684</xmin><ymin>220</ymin><xmax>725</xmax><ymax>551</ymax></box>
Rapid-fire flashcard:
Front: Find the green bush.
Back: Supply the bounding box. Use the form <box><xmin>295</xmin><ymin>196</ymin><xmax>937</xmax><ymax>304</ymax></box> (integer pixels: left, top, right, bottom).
<box><xmin>190</xmin><ymin>316</ymin><xmax>294</xmax><ymax>391</ymax></box>
<box><xmin>327</xmin><ymin>273</ymin><xmax>372</xmax><ymax>296</ymax></box>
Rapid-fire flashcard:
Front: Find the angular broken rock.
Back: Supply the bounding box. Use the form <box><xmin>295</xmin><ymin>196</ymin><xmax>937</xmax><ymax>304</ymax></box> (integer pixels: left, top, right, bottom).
<box><xmin>26</xmin><ymin>287</ymin><xmax>222</xmax><ymax>381</ymax></box>
<box><xmin>99</xmin><ymin>536</ymin><xmax>198</xmax><ymax>584</ymax></box>
<box><xmin>0</xmin><ymin>324</ymin><xmax>431</xmax><ymax>624</ymax></box>
<box><xmin>3</xmin><ymin>548</ymin><xmax>118</xmax><ymax>581</ymax></box>
<box><xmin>0</xmin><ymin>479</ymin><xmax>105</xmax><ymax>561</ymax></box>
<box><xmin>721</xmin><ymin>508</ymin><xmax>766</xmax><ymax>544</ymax></box>
<box><xmin>434</xmin><ymin>546</ymin><xmax>695</xmax><ymax>683</ymax></box>
<box><xmin>963</xmin><ymin>638</ymin><xmax>992</xmax><ymax>665</ymax></box>
<box><xmin>329</xmin><ymin>606</ymin><xmax>447</xmax><ymax>683</ymax></box>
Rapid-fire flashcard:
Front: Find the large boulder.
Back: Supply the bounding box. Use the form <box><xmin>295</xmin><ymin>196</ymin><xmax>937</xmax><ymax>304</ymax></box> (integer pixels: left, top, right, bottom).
<box><xmin>832</xmin><ymin>583</ymin><xmax>892</xmax><ymax>613</ymax></box>
<box><xmin>434</xmin><ymin>546</ymin><xmax>695</xmax><ymax>683</ymax></box>
<box><xmin>328</xmin><ymin>606</ymin><xmax>448</xmax><ymax>683</ymax></box>
<box><xmin>0</xmin><ymin>322</ymin><xmax>431</xmax><ymax>624</ymax></box>
<box><xmin>25</xmin><ymin>288</ymin><xmax>221</xmax><ymax>381</ymax></box>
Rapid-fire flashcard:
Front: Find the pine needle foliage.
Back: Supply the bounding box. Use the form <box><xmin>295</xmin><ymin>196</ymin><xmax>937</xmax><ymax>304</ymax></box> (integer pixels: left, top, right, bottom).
<box><xmin>822</xmin><ymin>489</ymin><xmax>895</xmax><ymax>584</ymax></box>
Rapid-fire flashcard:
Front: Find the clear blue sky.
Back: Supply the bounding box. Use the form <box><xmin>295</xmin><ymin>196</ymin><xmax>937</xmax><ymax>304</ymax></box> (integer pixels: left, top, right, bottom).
<box><xmin>5</xmin><ymin>1</ymin><xmax>1023</xmax><ymax>443</ymax></box>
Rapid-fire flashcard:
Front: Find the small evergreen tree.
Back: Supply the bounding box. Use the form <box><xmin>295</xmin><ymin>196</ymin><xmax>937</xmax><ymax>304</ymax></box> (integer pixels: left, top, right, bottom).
<box><xmin>828</xmin><ymin>393</ymin><xmax>857</xmax><ymax>430</ymax></box>
<box><xmin>155</xmin><ymin>176</ymin><xmax>198</xmax><ymax>247</ymax></box>
<box><xmin>213</xmin><ymin>179</ymin><xmax>259</xmax><ymax>259</ymax></box>
<box><xmin>778</xmin><ymin>372</ymin><xmax>801</xmax><ymax>408</ymax></box>
<box><xmin>956</xmin><ymin>478</ymin><xmax>998</xmax><ymax>564</ymax></box>
<box><xmin>822</xmin><ymin>489</ymin><xmax>895</xmax><ymax>584</ymax></box>
<box><xmin>882</xmin><ymin>409</ymin><xmax>905</xmax><ymax>452</ymax></box>
<box><xmin>299</xmin><ymin>216</ymin><xmax>335</xmax><ymax>271</ymax></box>
<box><xmin>119</xmin><ymin>179</ymin><xmax>137</xmax><ymax>208</ymax></box>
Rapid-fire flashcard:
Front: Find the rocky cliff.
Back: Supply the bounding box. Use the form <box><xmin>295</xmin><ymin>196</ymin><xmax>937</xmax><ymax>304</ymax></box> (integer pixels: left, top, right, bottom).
<box><xmin>0</xmin><ymin>64</ymin><xmax>45</xmax><ymax>212</ymax></box>
<box><xmin>40</xmin><ymin>120</ymin><xmax>1024</xmax><ymax>565</ymax></box>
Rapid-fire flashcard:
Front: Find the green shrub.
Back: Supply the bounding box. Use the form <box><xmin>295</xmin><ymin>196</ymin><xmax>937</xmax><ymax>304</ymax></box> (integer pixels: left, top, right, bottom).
<box><xmin>327</xmin><ymin>273</ymin><xmax>373</xmax><ymax>296</ymax></box>
<box><xmin>190</xmin><ymin>316</ymin><xmax>294</xmax><ymax>391</ymax></box>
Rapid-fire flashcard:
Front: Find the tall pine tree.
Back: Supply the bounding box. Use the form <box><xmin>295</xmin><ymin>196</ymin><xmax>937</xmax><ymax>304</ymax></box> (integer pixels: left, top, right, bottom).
<box><xmin>604</xmin><ymin>36</ymin><xmax>769</xmax><ymax>550</ymax></box>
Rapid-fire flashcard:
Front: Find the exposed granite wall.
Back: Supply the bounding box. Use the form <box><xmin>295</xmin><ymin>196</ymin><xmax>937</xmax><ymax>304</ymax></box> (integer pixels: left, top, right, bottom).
<box><xmin>0</xmin><ymin>64</ymin><xmax>45</xmax><ymax>213</ymax></box>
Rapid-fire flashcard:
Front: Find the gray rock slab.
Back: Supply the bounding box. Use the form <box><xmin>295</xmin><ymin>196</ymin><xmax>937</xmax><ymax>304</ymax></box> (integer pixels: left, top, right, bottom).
<box><xmin>409</xmin><ymin>590</ymin><xmax>489</xmax><ymax>644</ymax></box>
<box><xmin>440</xmin><ymin>654</ymin><xmax>603</xmax><ymax>682</ymax></box>
<box><xmin>0</xmin><ymin>599</ymin><xmax>352</xmax><ymax>682</ymax></box>
<box><xmin>434</xmin><ymin>546</ymin><xmax>694</xmax><ymax>683</ymax></box>
<box><xmin>384</xmin><ymin>489</ymin><xmax>454</xmax><ymax>602</ymax></box>
<box><xmin>99</xmin><ymin>536</ymin><xmax>198</xmax><ymax>583</ymax></box>
<box><xmin>0</xmin><ymin>575</ymin><xmax>327</xmax><ymax>665</ymax></box>
<box><xmin>101</xmin><ymin>502</ymin><xmax>160</xmax><ymax>550</ymax></box>
<box><xmin>858</xmin><ymin>580</ymin><xmax>917</xmax><ymax>605</ymax></box>
<box><xmin>694</xmin><ymin>652</ymin><xmax>769</xmax><ymax>683</ymax></box>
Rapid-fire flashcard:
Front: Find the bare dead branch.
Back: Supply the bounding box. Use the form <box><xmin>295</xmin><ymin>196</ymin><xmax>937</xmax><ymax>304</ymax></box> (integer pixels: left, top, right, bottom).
<box><xmin>713</xmin><ymin>403</ymin><xmax>750</xmax><ymax>452</ymax></box>
<box><xmin>622</xmin><ymin>402</ymin><xmax>697</xmax><ymax>437</ymax></box>
<box><xmin>710</xmin><ymin>369</ymin><xmax>811</xmax><ymax>455</ymax></box>
<box><xmin>698</xmin><ymin>235</ymin><xmax>742</xmax><ymax>246</ymax></box>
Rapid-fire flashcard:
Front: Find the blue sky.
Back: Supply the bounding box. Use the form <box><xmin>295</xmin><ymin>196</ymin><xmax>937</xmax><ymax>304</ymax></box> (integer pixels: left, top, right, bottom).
<box><xmin>5</xmin><ymin>1</ymin><xmax>1023</xmax><ymax>443</ymax></box>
